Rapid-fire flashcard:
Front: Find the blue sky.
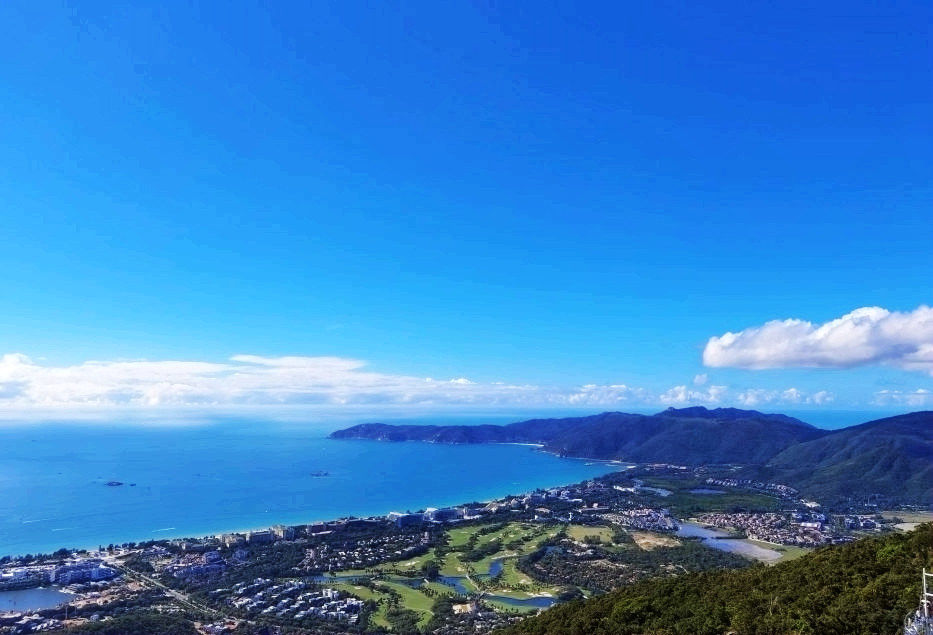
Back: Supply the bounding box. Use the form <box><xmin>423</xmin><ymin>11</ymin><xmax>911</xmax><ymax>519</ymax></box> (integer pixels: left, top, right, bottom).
<box><xmin>0</xmin><ymin>1</ymin><xmax>931</xmax><ymax>413</ymax></box>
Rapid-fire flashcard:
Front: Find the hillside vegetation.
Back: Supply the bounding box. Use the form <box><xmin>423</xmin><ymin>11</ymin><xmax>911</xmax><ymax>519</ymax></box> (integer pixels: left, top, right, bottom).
<box><xmin>499</xmin><ymin>524</ymin><xmax>932</xmax><ymax>635</ymax></box>
<box><xmin>332</xmin><ymin>408</ymin><xmax>933</xmax><ymax>504</ymax></box>
<box><xmin>331</xmin><ymin>407</ymin><xmax>823</xmax><ymax>465</ymax></box>
<box><xmin>762</xmin><ymin>411</ymin><xmax>933</xmax><ymax>505</ymax></box>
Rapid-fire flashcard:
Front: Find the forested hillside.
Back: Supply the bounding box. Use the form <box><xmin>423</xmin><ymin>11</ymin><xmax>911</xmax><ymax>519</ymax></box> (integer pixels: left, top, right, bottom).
<box><xmin>499</xmin><ymin>524</ymin><xmax>932</xmax><ymax>635</ymax></box>
<box><xmin>762</xmin><ymin>411</ymin><xmax>933</xmax><ymax>505</ymax></box>
<box><xmin>331</xmin><ymin>407</ymin><xmax>824</xmax><ymax>465</ymax></box>
<box><xmin>332</xmin><ymin>409</ymin><xmax>933</xmax><ymax>505</ymax></box>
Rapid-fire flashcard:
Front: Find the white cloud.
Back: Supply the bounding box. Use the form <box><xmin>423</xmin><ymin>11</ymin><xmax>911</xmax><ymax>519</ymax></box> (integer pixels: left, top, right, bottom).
<box><xmin>872</xmin><ymin>389</ymin><xmax>933</xmax><ymax>407</ymax></box>
<box><xmin>736</xmin><ymin>387</ymin><xmax>835</xmax><ymax>407</ymax></box>
<box><xmin>703</xmin><ymin>305</ymin><xmax>933</xmax><ymax>375</ymax></box>
<box><xmin>810</xmin><ymin>390</ymin><xmax>834</xmax><ymax>405</ymax></box>
<box><xmin>693</xmin><ymin>373</ymin><xmax>708</xmax><ymax>386</ymax></box>
<box><xmin>735</xmin><ymin>389</ymin><xmax>777</xmax><ymax>407</ymax></box>
<box><xmin>0</xmin><ymin>353</ymin><xmax>845</xmax><ymax>415</ymax></box>
<box><xmin>659</xmin><ymin>384</ymin><xmax>728</xmax><ymax>405</ymax></box>
<box><xmin>0</xmin><ymin>353</ymin><xmax>660</xmax><ymax>411</ymax></box>
<box><xmin>560</xmin><ymin>384</ymin><xmax>649</xmax><ymax>406</ymax></box>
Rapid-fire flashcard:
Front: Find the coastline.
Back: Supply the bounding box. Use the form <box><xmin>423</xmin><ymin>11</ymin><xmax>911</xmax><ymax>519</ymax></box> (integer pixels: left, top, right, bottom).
<box><xmin>1</xmin><ymin>440</ymin><xmax>617</xmax><ymax>559</ymax></box>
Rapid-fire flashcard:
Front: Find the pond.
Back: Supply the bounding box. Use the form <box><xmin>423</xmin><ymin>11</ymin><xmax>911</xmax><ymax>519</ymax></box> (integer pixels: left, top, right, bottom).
<box><xmin>0</xmin><ymin>587</ymin><xmax>73</xmax><ymax>612</ymax></box>
<box><xmin>487</xmin><ymin>593</ymin><xmax>556</xmax><ymax>608</ymax></box>
<box><xmin>437</xmin><ymin>575</ymin><xmax>471</xmax><ymax>595</ymax></box>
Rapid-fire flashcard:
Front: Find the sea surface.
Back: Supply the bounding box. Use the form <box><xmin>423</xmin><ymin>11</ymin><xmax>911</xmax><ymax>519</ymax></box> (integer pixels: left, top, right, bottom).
<box><xmin>0</xmin><ymin>408</ymin><xmax>893</xmax><ymax>558</ymax></box>
<box><xmin>0</xmin><ymin>417</ymin><xmax>613</xmax><ymax>557</ymax></box>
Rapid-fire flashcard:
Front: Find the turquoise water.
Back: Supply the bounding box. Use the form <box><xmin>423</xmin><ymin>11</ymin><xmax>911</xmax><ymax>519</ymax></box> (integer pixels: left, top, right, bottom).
<box><xmin>0</xmin><ymin>419</ymin><xmax>612</xmax><ymax>557</ymax></box>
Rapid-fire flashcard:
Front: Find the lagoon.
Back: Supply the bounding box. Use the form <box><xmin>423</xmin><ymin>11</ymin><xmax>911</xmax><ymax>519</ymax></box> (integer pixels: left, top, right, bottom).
<box><xmin>0</xmin><ymin>587</ymin><xmax>72</xmax><ymax>612</ymax></box>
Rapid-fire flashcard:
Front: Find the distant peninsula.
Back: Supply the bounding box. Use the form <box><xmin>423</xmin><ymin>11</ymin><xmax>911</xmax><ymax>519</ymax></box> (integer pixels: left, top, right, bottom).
<box><xmin>331</xmin><ymin>407</ymin><xmax>933</xmax><ymax>506</ymax></box>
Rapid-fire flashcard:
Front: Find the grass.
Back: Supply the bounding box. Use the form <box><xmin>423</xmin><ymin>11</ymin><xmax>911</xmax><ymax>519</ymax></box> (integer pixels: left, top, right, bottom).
<box><xmin>565</xmin><ymin>524</ymin><xmax>615</xmax><ymax>544</ymax></box>
<box><xmin>325</xmin><ymin>521</ymin><xmax>568</xmax><ymax>626</ymax></box>
<box><xmin>328</xmin><ymin>583</ymin><xmax>393</xmax><ymax>629</ymax></box>
<box><xmin>440</xmin><ymin>551</ymin><xmax>470</xmax><ymax>577</ymax></box>
<box><xmin>329</xmin><ymin>582</ymin><xmax>387</xmax><ymax>601</ymax></box>
<box><xmin>378</xmin><ymin>550</ymin><xmax>435</xmax><ymax>572</ymax></box>
<box><xmin>497</xmin><ymin>559</ymin><xmax>535</xmax><ymax>587</ymax></box>
<box><xmin>642</xmin><ymin>476</ymin><xmax>703</xmax><ymax>490</ymax></box>
<box><xmin>665</xmin><ymin>490</ymin><xmax>781</xmax><ymax>514</ymax></box>
<box><xmin>423</xmin><ymin>580</ymin><xmax>460</xmax><ymax>596</ymax></box>
<box><xmin>881</xmin><ymin>510</ymin><xmax>933</xmax><ymax>524</ymax></box>
<box><xmin>639</xmin><ymin>475</ymin><xmax>782</xmax><ymax>514</ymax></box>
<box><xmin>317</xmin><ymin>568</ymin><xmax>371</xmax><ymax>578</ymax></box>
<box><xmin>375</xmin><ymin>580</ymin><xmax>435</xmax><ymax>628</ymax></box>
<box><xmin>630</xmin><ymin>531</ymin><xmax>681</xmax><ymax>550</ymax></box>
<box><xmin>482</xmin><ymin>598</ymin><xmax>545</xmax><ymax>614</ymax></box>
<box><xmin>447</xmin><ymin>524</ymin><xmax>482</xmax><ymax>548</ymax></box>
<box><xmin>745</xmin><ymin>539</ymin><xmax>810</xmax><ymax>562</ymax></box>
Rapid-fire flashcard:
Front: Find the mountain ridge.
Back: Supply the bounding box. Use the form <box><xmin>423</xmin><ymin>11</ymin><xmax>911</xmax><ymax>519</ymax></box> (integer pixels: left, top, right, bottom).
<box><xmin>330</xmin><ymin>408</ymin><xmax>933</xmax><ymax>504</ymax></box>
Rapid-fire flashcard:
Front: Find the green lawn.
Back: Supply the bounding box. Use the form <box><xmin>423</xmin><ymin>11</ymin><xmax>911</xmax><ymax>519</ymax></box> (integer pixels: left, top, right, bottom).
<box><xmin>375</xmin><ymin>580</ymin><xmax>436</xmax><ymax>628</ymax></box>
<box><xmin>497</xmin><ymin>559</ymin><xmax>535</xmax><ymax>587</ymax></box>
<box><xmin>746</xmin><ymin>539</ymin><xmax>811</xmax><ymax>562</ymax></box>
<box><xmin>423</xmin><ymin>580</ymin><xmax>460</xmax><ymax>596</ymax></box>
<box><xmin>328</xmin><ymin>582</ymin><xmax>393</xmax><ymax>629</ymax></box>
<box><xmin>447</xmin><ymin>524</ymin><xmax>484</xmax><ymax>548</ymax></box>
<box><xmin>324</xmin><ymin>521</ymin><xmax>568</xmax><ymax>627</ymax></box>
<box><xmin>640</xmin><ymin>476</ymin><xmax>781</xmax><ymax>514</ymax></box>
<box><xmin>441</xmin><ymin>551</ymin><xmax>471</xmax><ymax>577</ymax></box>
<box><xmin>376</xmin><ymin>550</ymin><xmax>435</xmax><ymax>572</ymax></box>
<box><xmin>482</xmin><ymin>597</ymin><xmax>545</xmax><ymax>614</ymax></box>
<box><xmin>565</xmin><ymin>524</ymin><xmax>615</xmax><ymax>544</ymax></box>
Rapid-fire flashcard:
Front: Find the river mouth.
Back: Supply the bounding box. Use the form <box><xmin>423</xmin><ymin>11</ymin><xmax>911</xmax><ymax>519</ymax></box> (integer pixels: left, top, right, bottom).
<box><xmin>675</xmin><ymin>522</ymin><xmax>782</xmax><ymax>562</ymax></box>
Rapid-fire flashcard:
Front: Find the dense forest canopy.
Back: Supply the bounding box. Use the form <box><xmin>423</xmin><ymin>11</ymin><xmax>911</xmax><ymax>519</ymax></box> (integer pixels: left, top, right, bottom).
<box><xmin>498</xmin><ymin>524</ymin><xmax>933</xmax><ymax>635</ymax></box>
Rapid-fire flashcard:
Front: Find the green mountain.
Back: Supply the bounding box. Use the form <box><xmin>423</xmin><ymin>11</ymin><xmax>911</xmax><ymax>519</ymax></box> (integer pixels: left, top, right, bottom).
<box><xmin>330</xmin><ymin>407</ymin><xmax>824</xmax><ymax>465</ymax></box>
<box><xmin>542</xmin><ymin>407</ymin><xmax>823</xmax><ymax>464</ymax></box>
<box><xmin>761</xmin><ymin>411</ymin><xmax>933</xmax><ymax>506</ymax></box>
<box><xmin>331</xmin><ymin>409</ymin><xmax>933</xmax><ymax>504</ymax></box>
<box><xmin>499</xmin><ymin>524</ymin><xmax>933</xmax><ymax>635</ymax></box>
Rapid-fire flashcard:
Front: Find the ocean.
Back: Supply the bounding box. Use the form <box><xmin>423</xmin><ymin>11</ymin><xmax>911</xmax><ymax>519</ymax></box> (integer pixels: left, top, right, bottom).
<box><xmin>0</xmin><ymin>408</ymin><xmax>895</xmax><ymax>557</ymax></box>
<box><xmin>0</xmin><ymin>416</ymin><xmax>612</xmax><ymax>557</ymax></box>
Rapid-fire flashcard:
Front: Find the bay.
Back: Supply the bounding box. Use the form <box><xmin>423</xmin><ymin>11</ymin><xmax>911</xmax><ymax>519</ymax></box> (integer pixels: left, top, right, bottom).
<box><xmin>0</xmin><ymin>418</ymin><xmax>612</xmax><ymax>557</ymax></box>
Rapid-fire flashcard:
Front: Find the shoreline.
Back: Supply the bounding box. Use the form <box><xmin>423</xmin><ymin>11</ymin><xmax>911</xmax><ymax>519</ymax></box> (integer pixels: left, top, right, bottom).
<box><xmin>2</xmin><ymin>456</ymin><xmax>620</xmax><ymax>560</ymax></box>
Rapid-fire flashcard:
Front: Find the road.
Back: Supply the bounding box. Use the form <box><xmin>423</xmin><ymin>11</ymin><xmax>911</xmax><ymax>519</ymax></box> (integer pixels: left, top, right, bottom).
<box><xmin>112</xmin><ymin>562</ymin><xmax>223</xmax><ymax>619</ymax></box>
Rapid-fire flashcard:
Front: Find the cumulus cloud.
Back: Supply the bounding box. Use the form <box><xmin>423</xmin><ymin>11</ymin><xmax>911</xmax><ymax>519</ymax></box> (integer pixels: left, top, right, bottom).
<box><xmin>659</xmin><ymin>384</ymin><xmax>728</xmax><ymax>405</ymax></box>
<box><xmin>703</xmin><ymin>305</ymin><xmax>933</xmax><ymax>375</ymax></box>
<box><xmin>0</xmin><ymin>353</ymin><xmax>844</xmax><ymax>414</ymax></box>
<box><xmin>0</xmin><ymin>353</ymin><xmax>661</xmax><ymax>411</ymax></box>
<box><xmin>735</xmin><ymin>387</ymin><xmax>835</xmax><ymax>407</ymax></box>
<box><xmin>872</xmin><ymin>389</ymin><xmax>933</xmax><ymax>407</ymax></box>
<box><xmin>693</xmin><ymin>373</ymin><xmax>708</xmax><ymax>386</ymax></box>
<box><xmin>560</xmin><ymin>384</ymin><xmax>649</xmax><ymax>406</ymax></box>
